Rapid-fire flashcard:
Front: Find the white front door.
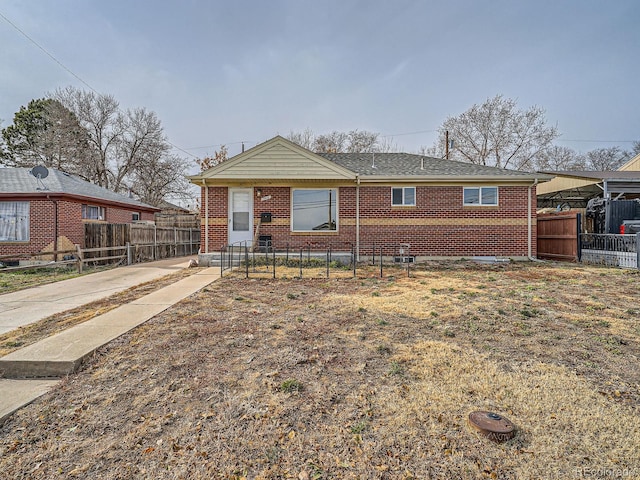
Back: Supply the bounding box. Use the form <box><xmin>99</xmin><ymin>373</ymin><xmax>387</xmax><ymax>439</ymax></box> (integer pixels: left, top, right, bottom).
<box><xmin>228</xmin><ymin>188</ymin><xmax>253</xmax><ymax>245</ymax></box>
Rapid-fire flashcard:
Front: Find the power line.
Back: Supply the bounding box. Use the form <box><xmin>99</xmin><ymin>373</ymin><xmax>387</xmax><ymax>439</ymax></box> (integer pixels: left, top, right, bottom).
<box><xmin>0</xmin><ymin>10</ymin><xmax>197</xmax><ymax>159</ymax></box>
<box><xmin>380</xmin><ymin>128</ymin><xmax>438</xmax><ymax>138</ymax></box>
<box><xmin>0</xmin><ymin>10</ymin><xmax>97</xmax><ymax>94</ymax></box>
<box><xmin>556</xmin><ymin>139</ymin><xmax>637</xmax><ymax>144</ymax></box>
<box><xmin>184</xmin><ymin>140</ymin><xmax>257</xmax><ymax>151</ymax></box>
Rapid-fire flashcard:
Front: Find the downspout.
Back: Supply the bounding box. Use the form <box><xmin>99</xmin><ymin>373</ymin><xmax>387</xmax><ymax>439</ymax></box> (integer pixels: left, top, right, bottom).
<box><xmin>528</xmin><ymin>178</ymin><xmax>539</xmax><ymax>260</ymax></box>
<box><xmin>47</xmin><ymin>195</ymin><xmax>59</xmax><ymax>262</ymax></box>
<box><xmin>202</xmin><ymin>180</ymin><xmax>209</xmax><ymax>254</ymax></box>
<box><xmin>356</xmin><ymin>175</ymin><xmax>360</xmax><ymax>262</ymax></box>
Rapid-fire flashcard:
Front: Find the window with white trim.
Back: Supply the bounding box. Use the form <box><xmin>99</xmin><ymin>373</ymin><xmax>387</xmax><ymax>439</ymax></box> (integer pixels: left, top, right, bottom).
<box><xmin>132</xmin><ymin>212</ymin><xmax>140</xmax><ymax>221</ymax></box>
<box><xmin>463</xmin><ymin>187</ymin><xmax>498</xmax><ymax>206</ymax></box>
<box><xmin>291</xmin><ymin>188</ymin><xmax>337</xmax><ymax>231</ymax></box>
<box><xmin>0</xmin><ymin>201</ymin><xmax>29</xmax><ymax>242</ymax></box>
<box><xmin>391</xmin><ymin>187</ymin><xmax>416</xmax><ymax>206</ymax></box>
<box><xmin>82</xmin><ymin>204</ymin><xmax>105</xmax><ymax>220</ymax></box>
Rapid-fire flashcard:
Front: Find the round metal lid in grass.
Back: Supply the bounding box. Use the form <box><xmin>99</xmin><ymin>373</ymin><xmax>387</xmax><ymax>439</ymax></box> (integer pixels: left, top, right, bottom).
<box><xmin>468</xmin><ymin>410</ymin><xmax>516</xmax><ymax>442</ymax></box>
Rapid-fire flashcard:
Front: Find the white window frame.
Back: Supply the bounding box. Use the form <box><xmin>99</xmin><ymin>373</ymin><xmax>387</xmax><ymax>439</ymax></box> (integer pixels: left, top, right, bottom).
<box><xmin>291</xmin><ymin>188</ymin><xmax>338</xmax><ymax>232</ymax></box>
<box><xmin>463</xmin><ymin>187</ymin><xmax>499</xmax><ymax>206</ymax></box>
<box><xmin>0</xmin><ymin>201</ymin><xmax>30</xmax><ymax>242</ymax></box>
<box><xmin>82</xmin><ymin>204</ymin><xmax>106</xmax><ymax>220</ymax></box>
<box><xmin>391</xmin><ymin>186</ymin><xmax>416</xmax><ymax>206</ymax></box>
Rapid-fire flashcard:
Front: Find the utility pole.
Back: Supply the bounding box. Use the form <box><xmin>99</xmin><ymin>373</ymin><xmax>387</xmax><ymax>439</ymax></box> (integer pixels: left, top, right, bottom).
<box><xmin>445</xmin><ymin>130</ymin><xmax>449</xmax><ymax>160</ymax></box>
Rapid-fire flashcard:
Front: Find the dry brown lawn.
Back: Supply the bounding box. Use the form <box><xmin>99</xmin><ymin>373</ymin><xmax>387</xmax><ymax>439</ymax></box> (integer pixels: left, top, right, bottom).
<box><xmin>1</xmin><ymin>261</ymin><xmax>639</xmax><ymax>479</ymax></box>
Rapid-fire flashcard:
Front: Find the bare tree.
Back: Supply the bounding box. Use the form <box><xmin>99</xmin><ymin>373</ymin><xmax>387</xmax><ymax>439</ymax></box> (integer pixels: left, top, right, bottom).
<box><xmin>584</xmin><ymin>147</ymin><xmax>629</xmax><ymax>171</ymax></box>
<box><xmin>414</xmin><ymin>143</ymin><xmax>437</xmax><ymax>156</ymax></box>
<box><xmin>49</xmin><ymin>86</ymin><xmax>191</xmax><ymax>204</ymax></box>
<box><xmin>534</xmin><ymin>146</ymin><xmax>585</xmax><ymax>171</ymax></box>
<box><xmin>287</xmin><ymin>129</ymin><xmax>394</xmax><ymax>153</ymax></box>
<box><xmin>52</xmin><ymin>86</ymin><xmax>122</xmax><ymax>187</ymax></box>
<box><xmin>286</xmin><ymin>128</ymin><xmax>315</xmax><ymax>150</ymax></box>
<box><xmin>129</xmin><ymin>153</ymin><xmax>193</xmax><ymax>207</ymax></box>
<box><xmin>435</xmin><ymin>95</ymin><xmax>559</xmax><ymax>170</ymax></box>
<box><xmin>112</xmin><ymin>107</ymin><xmax>167</xmax><ymax>194</ymax></box>
<box><xmin>313</xmin><ymin>131</ymin><xmax>349</xmax><ymax>153</ymax></box>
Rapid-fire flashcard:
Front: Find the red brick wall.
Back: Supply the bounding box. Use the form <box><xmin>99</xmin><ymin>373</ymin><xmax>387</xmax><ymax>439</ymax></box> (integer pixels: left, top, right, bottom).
<box><xmin>0</xmin><ymin>198</ymin><xmax>157</xmax><ymax>257</ymax></box>
<box><xmin>200</xmin><ymin>187</ymin><xmax>228</xmax><ymax>251</ymax></box>
<box><xmin>200</xmin><ymin>185</ymin><xmax>537</xmax><ymax>257</ymax></box>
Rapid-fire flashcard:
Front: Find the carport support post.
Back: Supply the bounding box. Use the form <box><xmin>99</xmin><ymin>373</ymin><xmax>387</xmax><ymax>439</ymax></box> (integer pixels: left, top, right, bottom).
<box><xmin>636</xmin><ymin>233</ymin><xmax>640</xmax><ymax>270</ymax></box>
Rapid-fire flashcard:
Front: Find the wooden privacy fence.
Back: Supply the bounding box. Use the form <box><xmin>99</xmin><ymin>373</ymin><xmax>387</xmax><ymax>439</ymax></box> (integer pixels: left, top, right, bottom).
<box><xmin>84</xmin><ymin>223</ymin><xmax>200</xmax><ymax>263</ymax></box>
<box><xmin>537</xmin><ymin>212</ymin><xmax>581</xmax><ymax>262</ymax></box>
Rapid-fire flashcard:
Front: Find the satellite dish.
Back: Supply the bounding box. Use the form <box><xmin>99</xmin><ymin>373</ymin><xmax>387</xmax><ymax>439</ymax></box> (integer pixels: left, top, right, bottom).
<box><xmin>31</xmin><ymin>165</ymin><xmax>50</xmax><ymax>179</ymax></box>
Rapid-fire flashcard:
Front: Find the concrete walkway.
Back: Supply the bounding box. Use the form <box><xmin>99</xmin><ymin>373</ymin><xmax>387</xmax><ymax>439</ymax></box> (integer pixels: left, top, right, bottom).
<box><xmin>0</xmin><ymin>256</ymin><xmax>196</xmax><ymax>335</ymax></box>
<box><xmin>0</xmin><ymin>262</ymin><xmax>222</xmax><ymax>426</ymax></box>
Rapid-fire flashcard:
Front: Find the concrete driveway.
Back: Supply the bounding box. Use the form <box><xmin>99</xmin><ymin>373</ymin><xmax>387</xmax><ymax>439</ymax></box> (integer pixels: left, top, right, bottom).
<box><xmin>0</xmin><ymin>256</ymin><xmax>196</xmax><ymax>335</ymax></box>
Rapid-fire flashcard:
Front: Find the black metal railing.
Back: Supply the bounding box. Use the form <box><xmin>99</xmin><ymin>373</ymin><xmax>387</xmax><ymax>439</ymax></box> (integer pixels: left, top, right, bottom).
<box><xmin>218</xmin><ymin>241</ymin><xmax>417</xmax><ymax>278</ymax></box>
<box><xmin>579</xmin><ymin>233</ymin><xmax>639</xmax><ymax>269</ymax></box>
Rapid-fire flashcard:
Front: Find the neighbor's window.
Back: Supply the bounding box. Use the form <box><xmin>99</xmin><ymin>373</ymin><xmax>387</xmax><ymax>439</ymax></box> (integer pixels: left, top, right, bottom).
<box><xmin>292</xmin><ymin>189</ymin><xmax>337</xmax><ymax>231</ymax></box>
<box><xmin>392</xmin><ymin>187</ymin><xmax>416</xmax><ymax>206</ymax></box>
<box><xmin>132</xmin><ymin>212</ymin><xmax>140</xmax><ymax>221</ymax></box>
<box><xmin>82</xmin><ymin>204</ymin><xmax>105</xmax><ymax>220</ymax></box>
<box><xmin>0</xmin><ymin>201</ymin><xmax>29</xmax><ymax>242</ymax></box>
<box><xmin>463</xmin><ymin>187</ymin><xmax>498</xmax><ymax>206</ymax></box>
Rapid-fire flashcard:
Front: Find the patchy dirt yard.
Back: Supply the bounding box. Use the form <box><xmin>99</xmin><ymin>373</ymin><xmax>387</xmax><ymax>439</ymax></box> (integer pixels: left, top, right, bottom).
<box><xmin>0</xmin><ymin>265</ymin><xmax>111</xmax><ymax>295</ymax></box>
<box><xmin>1</xmin><ymin>262</ymin><xmax>639</xmax><ymax>479</ymax></box>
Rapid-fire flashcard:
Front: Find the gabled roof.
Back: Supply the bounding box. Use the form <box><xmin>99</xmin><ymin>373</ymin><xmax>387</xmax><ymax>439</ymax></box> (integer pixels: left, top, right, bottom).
<box><xmin>619</xmin><ymin>152</ymin><xmax>640</xmax><ymax>171</ymax></box>
<box><xmin>0</xmin><ymin>168</ymin><xmax>158</xmax><ymax>211</ymax></box>
<box><xmin>188</xmin><ymin>135</ymin><xmax>551</xmax><ymax>185</ymax></box>
<box><xmin>189</xmin><ymin>136</ymin><xmax>356</xmax><ymax>183</ymax></box>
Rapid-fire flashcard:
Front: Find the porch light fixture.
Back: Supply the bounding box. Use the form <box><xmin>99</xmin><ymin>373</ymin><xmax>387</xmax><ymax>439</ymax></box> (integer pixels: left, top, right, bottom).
<box><xmin>256</xmin><ymin>188</ymin><xmax>262</xmax><ymax>197</ymax></box>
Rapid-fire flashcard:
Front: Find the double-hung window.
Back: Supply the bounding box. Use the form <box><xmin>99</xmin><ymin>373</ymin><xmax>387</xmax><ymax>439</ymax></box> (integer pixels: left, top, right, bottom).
<box><xmin>0</xmin><ymin>201</ymin><xmax>29</xmax><ymax>242</ymax></box>
<box><xmin>291</xmin><ymin>188</ymin><xmax>337</xmax><ymax>231</ymax></box>
<box><xmin>463</xmin><ymin>187</ymin><xmax>498</xmax><ymax>206</ymax></box>
<box><xmin>82</xmin><ymin>204</ymin><xmax>105</xmax><ymax>220</ymax></box>
<box><xmin>391</xmin><ymin>187</ymin><xmax>416</xmax><ymax>206</ymax></box>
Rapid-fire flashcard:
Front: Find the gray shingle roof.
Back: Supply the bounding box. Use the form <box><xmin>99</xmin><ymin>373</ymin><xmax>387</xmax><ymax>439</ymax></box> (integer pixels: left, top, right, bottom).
<box><xmin>318</xmin><ymin>152</ymin><xmax>540</xmax><ymax>178</ymax></box>
<box><xmin>0</xmin><ymin>167</ymin><xmax>157</xmax><ymax>210</ymax></box>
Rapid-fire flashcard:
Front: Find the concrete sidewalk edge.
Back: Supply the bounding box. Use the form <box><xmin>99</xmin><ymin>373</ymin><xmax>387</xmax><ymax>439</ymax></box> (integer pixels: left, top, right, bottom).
<box><xmin>0</xmin><ymin>267</ymin><xmax>221</xmax><ymax>426</ymax></box>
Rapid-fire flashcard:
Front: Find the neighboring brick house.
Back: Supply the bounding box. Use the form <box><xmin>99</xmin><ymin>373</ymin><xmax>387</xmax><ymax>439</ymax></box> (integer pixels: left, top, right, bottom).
<box><xmin>189</xmin><ymin>136</ymin><xmax>552</xmax><ymax>261</ymax></box>
<box><xmin>0</xmin><ymin>167</ymin><xmax>159</xmax><ymax>258</ymax></box>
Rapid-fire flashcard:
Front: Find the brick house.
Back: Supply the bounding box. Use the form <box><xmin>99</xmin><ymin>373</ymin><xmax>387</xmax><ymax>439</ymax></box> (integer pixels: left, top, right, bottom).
<box><xmin>189</xmin><ymin>136</ymin><xmax>551</xmax><ymax>261</ymax></box>
<box><xmin>0</xmin><ymin>167</ymin><xmax>159</xmax><ymax>258</ymax></box>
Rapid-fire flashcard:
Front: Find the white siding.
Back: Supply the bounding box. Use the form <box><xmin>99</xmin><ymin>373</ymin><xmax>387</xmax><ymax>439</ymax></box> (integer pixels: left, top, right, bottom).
<box><xmin>209</xmin><ymin>143</ymin><xmax>354</xmax><ymax>180</ymax></box>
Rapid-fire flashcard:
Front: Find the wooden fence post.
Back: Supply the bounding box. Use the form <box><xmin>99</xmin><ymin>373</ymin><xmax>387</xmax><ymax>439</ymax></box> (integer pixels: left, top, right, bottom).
<box><xmin>75</xmin><ymin>244</ymin><xmax>84</xmax><ymax>273</ymax></box>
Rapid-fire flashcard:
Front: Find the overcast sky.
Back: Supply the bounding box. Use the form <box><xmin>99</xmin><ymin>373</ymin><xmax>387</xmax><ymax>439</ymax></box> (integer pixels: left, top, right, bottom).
<box><xmin>1</xmin><ymin>0</ymin><xmax>638</xmax><ymax>163</ymax></box>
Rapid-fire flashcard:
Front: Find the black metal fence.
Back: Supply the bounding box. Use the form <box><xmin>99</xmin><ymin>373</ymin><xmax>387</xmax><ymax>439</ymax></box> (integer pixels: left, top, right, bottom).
<box><xmin>579</xmin><ymin>233</ymin><xmax>639</xmax><ymax>269</ymax></box>
<box><xmin>219</xmin><ymin>241</ymin><xmax>416</xmax><ymax>278</ymax></box>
